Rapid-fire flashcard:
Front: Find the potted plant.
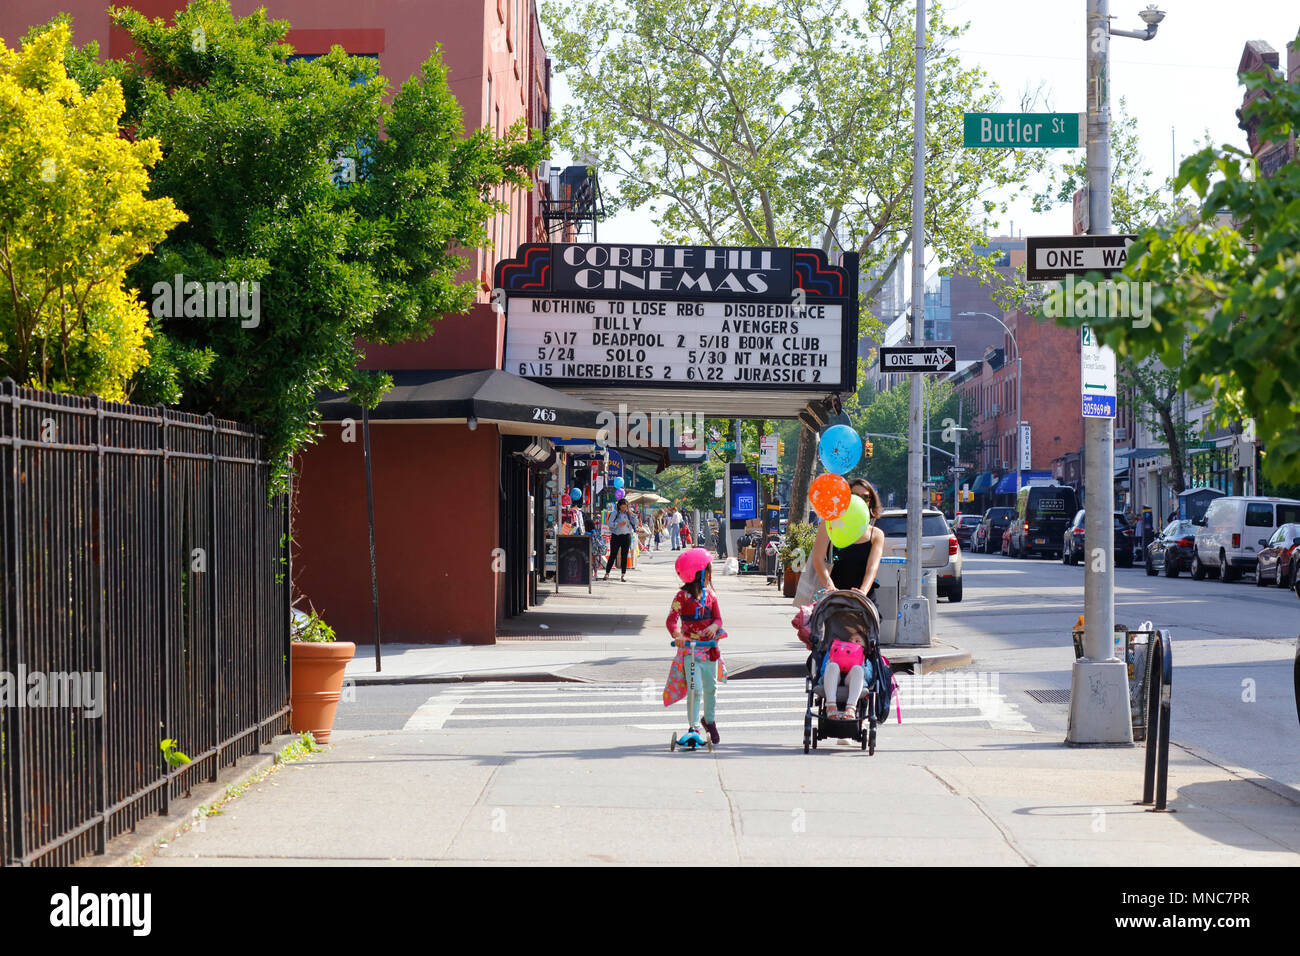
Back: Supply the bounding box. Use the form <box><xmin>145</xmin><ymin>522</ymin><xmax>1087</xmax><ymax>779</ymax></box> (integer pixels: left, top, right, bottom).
<box><xmin>289</xmin><ymin>607</ymin><xmax>355</xmax><ymax>744</ymax></box>
<box><xmin>779</xmin><ymin>521</ymin><xmax>819</xmax><ymax>598</ymax></box>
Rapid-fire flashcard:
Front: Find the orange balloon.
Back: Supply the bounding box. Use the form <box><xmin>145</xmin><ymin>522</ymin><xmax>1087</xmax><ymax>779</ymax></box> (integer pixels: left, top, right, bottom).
<box><xmin>808</xmin><ymin>473</ymin><xmax>851</xmax><ymax>520</ymax></box>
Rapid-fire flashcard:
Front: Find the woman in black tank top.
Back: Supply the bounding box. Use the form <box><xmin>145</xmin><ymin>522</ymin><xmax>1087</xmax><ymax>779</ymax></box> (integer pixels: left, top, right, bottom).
<box><xmin>811</xmin><ymin>477</ymin><xmax>885</xmax><ymax>595</ymax></box>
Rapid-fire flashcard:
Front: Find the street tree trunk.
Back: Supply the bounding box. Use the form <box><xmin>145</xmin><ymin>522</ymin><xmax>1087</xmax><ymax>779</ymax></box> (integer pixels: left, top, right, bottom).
<box><xmin>1157</xmin><ymin>404</ymin><xmax>1186</xmax><ymax>495</ymax></box>
<box><xmin>789</xmin><ymin>426</ymin><xmax>816</xmax><ymax>524</ymax></box>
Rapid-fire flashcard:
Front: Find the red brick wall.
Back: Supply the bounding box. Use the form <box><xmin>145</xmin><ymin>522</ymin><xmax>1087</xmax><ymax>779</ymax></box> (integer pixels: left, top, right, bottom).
<box><xmin>293</xmin><ymin>421</ymin><xmax>502</xmax><ymax>644</ymax></box>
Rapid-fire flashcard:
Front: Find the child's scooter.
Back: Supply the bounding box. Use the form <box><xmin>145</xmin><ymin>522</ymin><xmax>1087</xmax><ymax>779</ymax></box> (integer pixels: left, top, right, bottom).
<box><xmin>669</xmin><ymin>639</ymin><xmax>717</xmax><ymax>752</ymax></box>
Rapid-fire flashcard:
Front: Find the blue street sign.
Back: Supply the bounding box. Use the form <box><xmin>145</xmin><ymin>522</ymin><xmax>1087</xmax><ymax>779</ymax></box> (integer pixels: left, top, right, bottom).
<box><xmin>1081</xmin><ymin>394</ymin><xmax>1117</xmax><ymax>418</ymax></box>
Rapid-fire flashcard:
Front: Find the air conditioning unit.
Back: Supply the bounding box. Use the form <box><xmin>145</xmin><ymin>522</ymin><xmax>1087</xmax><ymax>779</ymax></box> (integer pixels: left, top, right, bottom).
<box><xmin>1115</xmin><ymin>427</ymin><xmax>1128</xmax><ymax>440</ymax></box>
<box><xmin>1001</xmin><ymin>460</ymin><xmax>1011</xmax><ymax>470</ymax></box>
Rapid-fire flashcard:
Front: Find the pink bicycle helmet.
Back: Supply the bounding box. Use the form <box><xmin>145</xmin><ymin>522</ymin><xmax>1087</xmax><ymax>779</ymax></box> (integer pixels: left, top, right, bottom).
<box><xmin>675</xmin><ymin>547</ymin><xmax>713</xmax><ymax>584</ymax></box>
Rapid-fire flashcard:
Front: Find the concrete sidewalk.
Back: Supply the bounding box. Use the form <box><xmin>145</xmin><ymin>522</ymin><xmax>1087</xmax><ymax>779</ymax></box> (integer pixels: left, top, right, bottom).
<box><xmin>346</xmin><ymin>549</ymin><xmax>970</xmax><ymax>684</ymax></box>
<box><xmin>144</xmin><ymin>711</ymin><xmax>1300</xmax><ymax>866</ymax></box>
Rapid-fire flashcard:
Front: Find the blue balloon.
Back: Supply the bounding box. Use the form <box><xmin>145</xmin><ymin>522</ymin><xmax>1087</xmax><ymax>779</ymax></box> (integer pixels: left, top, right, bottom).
<box><xmin>818</xmin><ymin>424</ymin><xmax>863</xmax><ymax>475</ymax></box>
<box><xmin>613</xmin><ymin>476</ymin><xmax>625</xmax><ymax>489</ymax></box>
<box><xmin>570</xmin><ymin>487</ymin><xmax>583</xmax><ymax>501</ymax></box>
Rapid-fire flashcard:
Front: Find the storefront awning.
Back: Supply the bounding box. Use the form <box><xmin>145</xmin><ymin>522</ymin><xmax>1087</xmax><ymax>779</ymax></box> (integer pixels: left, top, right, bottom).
<box><xmin>317</xmin><ymin>369</ymin><xmax>608</xmax><ymax>438</ymax></box>
<box><xmin>971</xmin><ymin>472</ymin><xmax>994</xmax><ymax>493</ymax></box>
<box><xmin>994</xmin><ymin>470</ymin><xmax>1053</xmax><ymax>494</ymax></box>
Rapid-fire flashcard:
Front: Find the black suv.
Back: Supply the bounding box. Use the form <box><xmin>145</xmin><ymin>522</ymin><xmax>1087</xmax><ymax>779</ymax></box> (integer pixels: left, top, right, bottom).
<box><xmin>1009</xmin><ymin>485</ymin><xmax>1080</xmax><ymax>559</ymax></box>
<box><xmin>1062</xmin><ymin>509</ymin><xmax>1135</xmax><ymax>568</ymax></box>
<box><xmin>974</xmin><ymin>507</ymin><xmax>1015</xmax><ymax>553</ymax></box>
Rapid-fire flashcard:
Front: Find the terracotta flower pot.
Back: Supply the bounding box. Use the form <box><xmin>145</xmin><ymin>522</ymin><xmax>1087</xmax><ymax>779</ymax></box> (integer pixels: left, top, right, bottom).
<box><xmin>290</xmin><ymin>641</ymin><xmax>356</xmax><ymax>744</ymax></box>
<box><xmin>783</xmin><ymin>567</ymin><xmax>800</xmax><ymax>598</ymax></box>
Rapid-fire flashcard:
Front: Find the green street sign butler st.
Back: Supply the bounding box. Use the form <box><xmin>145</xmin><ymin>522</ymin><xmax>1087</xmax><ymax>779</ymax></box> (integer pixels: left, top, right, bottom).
<box><xmin>963</xmin><ymin>112</ymin><xmax>1081</xmax><ymax>148</ymax></box>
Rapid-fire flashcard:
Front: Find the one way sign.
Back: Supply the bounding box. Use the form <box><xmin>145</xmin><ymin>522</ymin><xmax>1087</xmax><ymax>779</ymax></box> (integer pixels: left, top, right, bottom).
<box><xmin>879</xmin><ymin>345</ymin><xmax>957</xmax><ymax>373</ymax></box>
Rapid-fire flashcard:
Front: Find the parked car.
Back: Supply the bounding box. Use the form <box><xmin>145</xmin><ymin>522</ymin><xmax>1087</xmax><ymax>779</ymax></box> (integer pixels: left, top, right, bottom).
<box><xmin>952</xmin><ymin>513</ymin><xmax>982</xmax><ymax>550</ymax></box>
<box><xmin>1256</xmin><ymin>522</ymin><xmax>1300</xmax><ymax>589</ymax></box>
<box><xmin>874</xmin><ymin>508</ymin><xmax>963</xmax><ymax>602</ymax></box>
<box><xmin>1145</xmin><ymin>519</ymin><xmax>1198</xmax><ymax>577</ymax></box>
<box><xmin>1191</xmin><ymin>496</ymin><xmax>1300</xmax><ymax>581</ymax></box>
<box><xmin>974</xmin><ymin>506</ymin><xmax>1015</xmax><ymax>554</ymax></box>
<box><xmin>1062</xmin><ymin>509</ymin><xmax>1135</xmax><ymax>568</ymax></box>
<box><xmin>1008</xmin><ymin>484</ymin><xmax>1080</xmax><ymax>559</ymax></box>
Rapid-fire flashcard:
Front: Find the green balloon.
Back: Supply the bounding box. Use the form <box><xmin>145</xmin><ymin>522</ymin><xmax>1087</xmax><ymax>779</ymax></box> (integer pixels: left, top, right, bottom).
<box><xmin>827</xmin><ymin>496</ymin><xmax>868</xmax><ymax>548</ymax></box>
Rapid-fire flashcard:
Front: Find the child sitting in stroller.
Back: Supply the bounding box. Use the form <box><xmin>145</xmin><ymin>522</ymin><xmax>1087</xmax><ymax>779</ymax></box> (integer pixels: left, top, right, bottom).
<box><xmin>821</xmin><ymin>609</ymin><xmax>874</xmax><ymax>721</ymax></box>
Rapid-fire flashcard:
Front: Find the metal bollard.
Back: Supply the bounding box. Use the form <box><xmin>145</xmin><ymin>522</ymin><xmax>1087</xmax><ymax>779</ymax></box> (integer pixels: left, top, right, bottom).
<box><xmin>1139</xmin><ymin>628</ymin><xmax>1174</xmax><ymax>811</ymax></box>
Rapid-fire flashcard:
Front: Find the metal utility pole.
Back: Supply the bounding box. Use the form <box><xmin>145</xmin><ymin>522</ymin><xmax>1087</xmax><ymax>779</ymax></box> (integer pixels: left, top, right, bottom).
<box><xmin>1068</xmin><ymin>0</ymin><xmax>1164</xmax><ymax>746</ymax></box>
<box><xmin>900</xmin><ymin>0</ymin><xmax>931</xmax><ymax>645</ymax></box>
<box><xmin>953</xmin><ymin>397</ymin><xmax>965</xmax><ymax>517</ymax></box>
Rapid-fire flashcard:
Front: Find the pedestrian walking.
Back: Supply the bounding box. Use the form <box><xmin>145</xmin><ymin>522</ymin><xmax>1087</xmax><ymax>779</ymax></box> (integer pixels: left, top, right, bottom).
<box><xmin>668</xmin><ymin>507</ymin><xmax>682</xmax><ymax>550</ymax></box>
<box><xmin>663</xmin><ymin>548</ymin><xmax>727</xmax><ymax>744</ymax></box>
<box><xmin>680</xmin><ymin>519</ymin><xmax>692</xmax><ymax>547</ymax></box>
<box><xmin>603</xmin><ymin>499</ymin><xmax>636</xmax><ymax>581</ymax></box>
<box><xmin>653</xmin><ymin>511</ymin><xmax>663</xmax><ymax>550</ymax></box>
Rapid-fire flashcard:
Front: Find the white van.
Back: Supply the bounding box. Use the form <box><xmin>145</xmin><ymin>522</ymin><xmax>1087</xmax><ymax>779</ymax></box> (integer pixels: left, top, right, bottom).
<box><xmin>1191</xmin><ymin>496</ymin><xmax>1300</xmax><ymax>581</ymax></box>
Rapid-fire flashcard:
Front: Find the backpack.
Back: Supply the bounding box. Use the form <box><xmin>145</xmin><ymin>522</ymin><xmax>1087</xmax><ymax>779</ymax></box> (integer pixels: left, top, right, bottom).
<box><xmin>870</xmin><ymin>649</ymin><xmax>899</xmax><ymax>724</ymax></box>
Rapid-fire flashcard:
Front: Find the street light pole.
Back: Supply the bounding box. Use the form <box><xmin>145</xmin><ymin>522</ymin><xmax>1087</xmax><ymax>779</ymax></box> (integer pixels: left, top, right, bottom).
<box><xmin>900</xmin><ymin>0</ymin><xmax>931</xmax><ymax>645</ymax></box>
<box><xmin>1068</xmin><ymin>0</ymin><xmax>1164</xmax><ymax>746</ymax></box>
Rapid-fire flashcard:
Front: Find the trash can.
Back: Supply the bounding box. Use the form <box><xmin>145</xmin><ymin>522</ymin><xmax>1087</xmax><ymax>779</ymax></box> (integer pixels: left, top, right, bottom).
<box><xmin>1071</xmin><ymin>617</ymin><xmax>1155</xmax><ymax>741</ymax></box>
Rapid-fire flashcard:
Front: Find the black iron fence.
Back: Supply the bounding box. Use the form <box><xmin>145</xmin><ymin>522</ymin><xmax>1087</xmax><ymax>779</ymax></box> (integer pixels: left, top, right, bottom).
<box><xmin>0</xmin><ymin>380</ymin><xmax>290</xmax><ymax>866</ymax></box>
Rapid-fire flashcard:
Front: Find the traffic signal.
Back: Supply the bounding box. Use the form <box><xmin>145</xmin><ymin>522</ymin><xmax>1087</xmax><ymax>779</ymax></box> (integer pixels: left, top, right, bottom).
<box><xmin>864</xmin><ymin>440</ymin><xmax>873</xmax><ymax>458</ymax></box>
<box><xmin>778</xmin><ymin>440</ymin><xmax>785</xmax><ymax>456</ymax></box>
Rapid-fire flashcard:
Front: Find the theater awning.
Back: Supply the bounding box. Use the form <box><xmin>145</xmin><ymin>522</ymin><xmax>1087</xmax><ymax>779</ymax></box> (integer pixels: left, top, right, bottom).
<box><xmin>317</xmin><ymin>369</ymin><xmax>608</xmax><ymax>438</ymax></box>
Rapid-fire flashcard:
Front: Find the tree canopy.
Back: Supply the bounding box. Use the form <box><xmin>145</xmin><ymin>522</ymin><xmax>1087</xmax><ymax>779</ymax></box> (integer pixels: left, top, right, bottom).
<box><xmin>1048</xmin><ymin>67</ymin><xmax>1300</xmax><ymax>485</ymax></box>
<box><xmin>0</xmin><ymin>22</ymin><xmax>184</xmax><ymax>400</ymax></box>
<box><xmin>49</xmin><ymin>0</ymin><xmax>544</xmax><ymax>479</ymax></box>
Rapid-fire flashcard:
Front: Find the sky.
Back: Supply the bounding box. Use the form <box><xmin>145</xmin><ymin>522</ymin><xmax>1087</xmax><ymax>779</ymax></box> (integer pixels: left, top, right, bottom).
<box><xmin>543</xmin><ymin>0</ymin><xmax>1299</xmax><ymax>273</ymax></box>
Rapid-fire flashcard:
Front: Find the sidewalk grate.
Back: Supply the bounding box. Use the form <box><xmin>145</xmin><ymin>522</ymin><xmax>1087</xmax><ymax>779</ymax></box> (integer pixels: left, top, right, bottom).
<box><xmin>1026</xmin><ymin>689</ymin><xmax>1070</xmax><ymax>704</ymax></box>
<box><xmin>496</xmin><ymin>631</ymin><xmax>586</xmax><ymax>641</ymax></box>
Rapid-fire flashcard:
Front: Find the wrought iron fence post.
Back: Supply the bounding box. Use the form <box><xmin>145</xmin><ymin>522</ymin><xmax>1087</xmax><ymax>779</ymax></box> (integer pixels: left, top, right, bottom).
<box><xmin>1</xmin><ymin>379</ymin><xmax>27</xmax><ymax>865</ymax></box>
<box><xmin>94</xmin><ymin>396</ymin><xmax>108</xmax><ymax>854</ymax></box>
<box><xmin>207</xmin><ymin>413</ymin><xmax>220</xmax><ymax>782</ymax></box>
<box><xmin>159</xmin><ymin>404</ymin><xmax>172</xmax><ymax>816</ymax></box>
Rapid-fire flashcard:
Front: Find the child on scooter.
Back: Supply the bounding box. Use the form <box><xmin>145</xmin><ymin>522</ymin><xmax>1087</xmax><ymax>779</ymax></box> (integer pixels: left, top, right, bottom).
<box><xmin>663</xmin><ymin>548</ymin><xmax>727</xmax><ymax>743</ymax></box>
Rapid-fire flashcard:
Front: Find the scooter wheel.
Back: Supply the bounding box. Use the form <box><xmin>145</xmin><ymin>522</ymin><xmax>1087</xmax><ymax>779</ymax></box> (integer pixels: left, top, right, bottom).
<box><xmin>868</xmin><ymin>729</ymin><xmax>877</xmax><ymax>756</ymax></box>
<box><xmin>669</xmin><ymin>734</ymin><xmax>677</xmax><ymax>751</ymax></box>
<box><xmin>803</xmin><ymin>737</ymin><xmax>810</xmax><ymax>754</ymax></box>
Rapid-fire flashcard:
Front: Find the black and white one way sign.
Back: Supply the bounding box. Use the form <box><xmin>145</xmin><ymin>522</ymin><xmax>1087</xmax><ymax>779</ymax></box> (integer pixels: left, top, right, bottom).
<box><xmin>1025</xmin><ymin>235</ymin><xmax>1136</xmax><ymax>281</ymax></box>
<box><xmin>879</xmin><ymin>345</ymin><xmax>956</xmax><ymax>373</ymax></box>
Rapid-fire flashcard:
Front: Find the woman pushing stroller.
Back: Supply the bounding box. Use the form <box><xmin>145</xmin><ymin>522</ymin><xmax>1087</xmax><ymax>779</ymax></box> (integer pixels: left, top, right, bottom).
<box><xmin>809</xmin><ymin>478</ymin><xmax>884</xmax><ymax>721</ymax></box>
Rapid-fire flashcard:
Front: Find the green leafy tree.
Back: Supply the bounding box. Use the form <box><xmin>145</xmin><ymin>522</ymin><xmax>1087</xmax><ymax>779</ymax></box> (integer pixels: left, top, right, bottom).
<box><xmin>0</xmin><ymin>23</ymin><xmax>184</xmax><ymax>400</ymax></box>
<box><xmin>1049</xmin><ymin>66</ymin><xmax>1300</xmax><ymax>485</ymax></box>
<box><xmin>542</xmin><ymin>0</ymin><xmax>1045</xmax><ymax>522</ymax></box>
<box><xmin>57</xmin><ymin>1</ymin><xmax>543</xmax><ymax>481</ymax></box>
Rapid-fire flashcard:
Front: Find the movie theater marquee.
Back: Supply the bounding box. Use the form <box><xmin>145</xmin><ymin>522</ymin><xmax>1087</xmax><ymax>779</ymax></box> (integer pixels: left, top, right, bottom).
<box><xmin>495</xmin><ymin>243</ymin><xmax>859</xmax><ymax>395</ymax></box>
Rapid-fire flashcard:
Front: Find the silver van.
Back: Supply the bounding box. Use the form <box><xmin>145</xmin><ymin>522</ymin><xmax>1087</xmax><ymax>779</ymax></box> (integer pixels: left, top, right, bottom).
<box><xmin>1191</xmin><ymin>495</ymin><xmax>1300</xmax><ymax>581</ymax></box>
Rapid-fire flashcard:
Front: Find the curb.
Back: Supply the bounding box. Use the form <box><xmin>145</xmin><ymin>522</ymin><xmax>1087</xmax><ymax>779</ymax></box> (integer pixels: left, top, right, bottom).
<box><xmin>1171</xmin><ymin>739</ymin><xmax>1300</xmax><ymax>807</ymax></box>
<box><xmin>347</xmin><ymin>670</ymin><xmax>590</xmax><ymax>686</ymax></box>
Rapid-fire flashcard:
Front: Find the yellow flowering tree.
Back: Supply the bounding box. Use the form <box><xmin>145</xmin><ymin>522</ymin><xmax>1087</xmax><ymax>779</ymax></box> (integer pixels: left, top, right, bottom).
<box><xmin>0</xmin><ymin>22</ymin><xmax>184</xmax><ymax>400</ymax></box>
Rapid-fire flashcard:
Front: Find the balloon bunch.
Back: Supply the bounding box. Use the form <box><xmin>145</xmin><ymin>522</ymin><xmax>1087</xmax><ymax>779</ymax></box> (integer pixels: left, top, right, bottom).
<box><xmin>808</xmin><ymin>424</ymin><xmax>868</xmax><ymax>548</ymax></box>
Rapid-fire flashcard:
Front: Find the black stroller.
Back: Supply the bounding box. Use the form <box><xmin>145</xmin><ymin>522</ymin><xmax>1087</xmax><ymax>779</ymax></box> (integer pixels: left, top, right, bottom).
<box><xmin>802</xmin><ymin>589</ymin><xmax>884</xmax><ymax>755</ymax></box>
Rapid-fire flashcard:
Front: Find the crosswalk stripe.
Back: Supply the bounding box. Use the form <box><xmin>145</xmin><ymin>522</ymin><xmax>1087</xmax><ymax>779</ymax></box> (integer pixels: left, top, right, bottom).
<box><xmin>402</xmin><ymin>693</ymin><xmax>464</xmax><ymax>732</ymax></box>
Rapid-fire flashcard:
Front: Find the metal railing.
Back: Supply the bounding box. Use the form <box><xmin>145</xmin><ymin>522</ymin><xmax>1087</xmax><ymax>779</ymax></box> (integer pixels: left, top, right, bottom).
<box><xmin>1140</xmin><ymin>628</ymin><xmax>1174</xmax><ymax>812</ymax></box>
<box><xmin>0</xmin><ymin>380</ymin><xmax>290</xmax><ymax>866</ymax></box>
